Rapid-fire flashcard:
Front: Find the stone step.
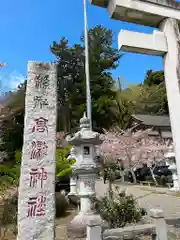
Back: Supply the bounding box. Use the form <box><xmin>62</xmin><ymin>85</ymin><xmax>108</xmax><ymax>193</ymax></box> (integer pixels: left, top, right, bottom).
<box><xmin>55</xmin><ymin>225</ymin><xmax>85</xmax><ymax>240</ymax></box>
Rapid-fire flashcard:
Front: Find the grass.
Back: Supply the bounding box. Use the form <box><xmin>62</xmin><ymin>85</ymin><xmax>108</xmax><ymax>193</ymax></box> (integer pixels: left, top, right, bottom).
<box><xmin>175</xmin><ymin>192</ymin><xmax>180</xmax><ymax>197</ymax></box>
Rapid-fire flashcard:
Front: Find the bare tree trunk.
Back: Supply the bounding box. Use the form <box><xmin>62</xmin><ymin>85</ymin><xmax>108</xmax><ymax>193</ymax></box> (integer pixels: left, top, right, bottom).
<box><xmin>130</xmin><ymin>168</ymin><xmax>137</xmax><ymax>184</ymax></box>
<box><xmin>108</xmin><ymin>180</ymin><xmax>113</xmax><ymax>199</ymax></box>
<box><xmin>149</xmin><ymin>167</ymin><xmax>158</xmax><ymax>186</ymax></box>
<box><xmin>126</xmin><ymin>151</ymin><xmax>137</xmax><ymax>184</ymax></box>
<box><xmin>120</xmin><ymin>170</ymin><xmax>125</xmax><ymax>183</ymax></box>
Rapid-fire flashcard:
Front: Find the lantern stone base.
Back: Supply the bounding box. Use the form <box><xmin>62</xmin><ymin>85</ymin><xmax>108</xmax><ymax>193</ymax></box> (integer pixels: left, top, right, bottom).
<box><xmin>170</xmin><ymin>174</ymin><xmax>180</xmax><ymax>192</ymax></box>
<box><xmin>67</xmin><ymin>213</ymin><xmax>102</xmax><ymax>238</ymax></box>
<box><xmin>168</xmin><ymin>165</ymin><xmax>180</xmax><ymax>192</ymax></box>
<box><xmin>165</xmin><ymin>149</ymin><xmax>180</xmax><ymax>192</ymax></box>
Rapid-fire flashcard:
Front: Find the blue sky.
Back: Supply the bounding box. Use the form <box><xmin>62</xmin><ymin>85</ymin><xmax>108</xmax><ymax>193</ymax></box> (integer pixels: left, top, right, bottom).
<box><xmin>0</xmin><ymin>0</ymin><xmax>163</xmax><ymax>92</ymax></box>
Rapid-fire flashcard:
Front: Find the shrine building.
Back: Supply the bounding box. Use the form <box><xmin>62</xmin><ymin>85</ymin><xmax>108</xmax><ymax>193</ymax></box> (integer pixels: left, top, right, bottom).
<box><xmin>131</xmin><ymin>114</ymin><xmax>172</xmax><ymax>139</ymax></box>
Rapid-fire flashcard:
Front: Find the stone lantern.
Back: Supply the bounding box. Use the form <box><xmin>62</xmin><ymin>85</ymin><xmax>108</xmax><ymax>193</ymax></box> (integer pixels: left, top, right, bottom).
<box><xmin>67</xmin><ymin>147</ymin><xmax>77</xmax><ymax>197</ymax></box>
<box><xmin>66</xmin><ymin>113</ymin><xmax>103</xmax><ymax>238</ymax></box>
<box><xmin>165</xmin><ymin>146</ymin><xmax>180</xmax><ymax>192</ymax></box>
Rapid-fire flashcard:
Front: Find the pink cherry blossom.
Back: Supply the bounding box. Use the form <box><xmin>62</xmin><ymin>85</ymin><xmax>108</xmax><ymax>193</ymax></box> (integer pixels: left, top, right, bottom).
<box><xmin>99</xmin><ymin>129</ymin><xmax>173</xmax><ymax>167</ymax></box>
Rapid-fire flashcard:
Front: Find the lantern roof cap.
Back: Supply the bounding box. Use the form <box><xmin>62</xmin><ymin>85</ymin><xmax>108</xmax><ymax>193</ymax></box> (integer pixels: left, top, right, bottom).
<box><xmin>66</xmin><ymin>114</ymin><xmax>103</xmax><ymax>145</ymax></box>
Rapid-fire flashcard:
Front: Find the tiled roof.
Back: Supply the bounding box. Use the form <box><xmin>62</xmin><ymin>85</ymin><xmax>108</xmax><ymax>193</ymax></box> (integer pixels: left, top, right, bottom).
<box><xmin>132</xmin><ymin>114</ymin><xmax>170</xmax><ymax>127</ymax></box>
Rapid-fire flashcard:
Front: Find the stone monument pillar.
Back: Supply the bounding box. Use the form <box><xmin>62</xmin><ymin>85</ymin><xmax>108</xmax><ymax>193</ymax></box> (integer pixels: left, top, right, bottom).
<box><xmin>67</xmin><ymin>114</ymin><xmax>102</xmax><ymax>238</ymax></box>
<box><xmin>17</xmin><ymin>62</ymin><xmax>57</xmax><ymax>240</ymax></box>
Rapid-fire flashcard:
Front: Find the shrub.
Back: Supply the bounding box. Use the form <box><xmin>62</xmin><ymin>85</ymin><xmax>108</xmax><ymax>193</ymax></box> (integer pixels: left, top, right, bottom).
<box><xmin>115</xmin><ymin>170</ymin><xmax>121</xmax><ymax>180</ymax></box>
<box><xmin>166</xmin><ymin>175</ymin><xmax>173</xmax><ymax>184</ymax></box>
<box><xmin>0</xmin><ymin>195</ymin><xmax>18</xmax><ymax>239</ymax></box>
<box><xmin>0</xmin><ymin>164</ymin><xmax>20</xmax><ymax>191</ymax></box>
<box><xmin>0</xmin><ymin>146</ymin><xmax>74</xmax><ymax>192</ymax></box>
<box><xmin>55</xmin><ymin>192</ymin><xmax>69</xmax><ymax>218</ymax></box>
<box><xmin>0</xmin><ymin>194</ymin><xmax>17</xmax><ymax>227</ymax></box>
<box><xmin>103</xmin><ymin>160</ymin><xmax>124</xmax><ymax>180</ymax></box>
<box><xmin>156</xmin><ymin>175</ymin><xmax>173</xmax><ymax>186</ymax></box>
<box><xmin>57</xmin><ymin>168</ymin><xmax>72</xmax><ymax>177</ymax></box>
<box><xmin>56</xmin><ymin>146</ymin><xmax>75</xmax><ymax>178</ymax></box>
<box><xmin>15</xmin><ymin>151</ymin><xmax>22</xmax><ymax>165</ymax></box>
<box><xmin>94</xmin><ymin>187</ymin><xmax>146</xmax><ymax>228</ymax></box>
<box><xmin>0</xmin><ymin>151</ymin><xmax>21</xmax><ymax>191</ymax></box>
<box><xmin>145</xmin><ymin>175</ymin><xmax>173</xmax><ymax>186</ymax></box>
<box><xmin>55</xmin><ymin>146</ymin><xmax>76</xmax><ymax>193</ymax></box>
<box><xmin>144</xmin><ymin>175</ymin><xmax>153</xmax><ymax>182</ymax></box>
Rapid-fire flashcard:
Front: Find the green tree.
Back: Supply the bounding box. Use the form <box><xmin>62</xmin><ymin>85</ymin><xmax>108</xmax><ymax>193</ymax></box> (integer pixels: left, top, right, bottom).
<box><xmin>0</xmin><ymin>81</ymin><xmax>26</xmax><ymax>160</ymax></box>
<box><xmin>51</xmin><ymin>25</ymin><xmax>121</xmax><ymax>131</ymax></box>
<box><xmin>113</xmin><ymin>78</ymin><xmax>132</xmax><ymax>130</ymax></box>
<box><xmin>50</xmin><ymin>38</ymin><xmax>85</xmax><ymax>132</ymax></box>
<box><xmin>117</xmin><ymin>68</ymin><xmax>169</xmax><ymax>116</ymax></box>
<box><xmin>143</xmin><ymin>69</ymin><xmax>168</xmax><ymax>114</ymax></box>
<box><xmin>144</xmin><ymin>69</ymin><xmax>164</xmax><ymax>86</ymax></box>
<box><xmin>0</xmin><ymin>25</ymin><xmax>122</xmax><ymax>159</ymax></box>
<box><xmin>87</xmin><ymin>26</ymin><xmax>121</xmax><ymax>130</ymax></box>
<box><xmin>116</xmin><ymin>79</ymin><xmax>168</xmax><ymax>116</ymax></box>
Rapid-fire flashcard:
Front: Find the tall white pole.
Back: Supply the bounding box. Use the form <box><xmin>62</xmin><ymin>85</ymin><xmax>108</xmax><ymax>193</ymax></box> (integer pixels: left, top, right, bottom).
<box><xmin>83</xmin><ymin>0</ymin><xmax>92</xmax><ymax>130</ymax></box>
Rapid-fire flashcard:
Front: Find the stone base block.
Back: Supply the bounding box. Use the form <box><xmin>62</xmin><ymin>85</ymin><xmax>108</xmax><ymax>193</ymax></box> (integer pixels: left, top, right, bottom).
<box><xmin>68</xmin><ymin>194</ymin><xmax>80</xmax><ymax>205</ymax></box>
<box><xmin>67</xmin><ymin>213</ymin><xmax>102</xmax><ymax>238</ymax></box>
<box><xmin>170</xmin><ymin>186</ymin><xmax>180</xmax><ymax>192</ymax></box>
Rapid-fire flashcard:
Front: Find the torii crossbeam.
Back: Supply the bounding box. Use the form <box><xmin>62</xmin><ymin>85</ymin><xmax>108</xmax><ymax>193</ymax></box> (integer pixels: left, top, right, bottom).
<box><xmin>90</xmin><ymin>0</ymin><xmax>180</xmax><ymax>27</ymax></box>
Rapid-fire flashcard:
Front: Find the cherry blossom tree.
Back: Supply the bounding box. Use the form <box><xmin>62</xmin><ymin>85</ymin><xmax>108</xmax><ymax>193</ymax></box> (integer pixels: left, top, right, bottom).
<box><xmin>99</xmin><ymin>128</ymin><xmax>172</xmax><ymax>183</ymax></box>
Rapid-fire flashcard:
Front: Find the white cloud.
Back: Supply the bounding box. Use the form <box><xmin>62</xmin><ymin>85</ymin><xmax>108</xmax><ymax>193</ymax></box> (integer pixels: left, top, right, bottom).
<box><xmin>7</xmin><ymin>71</ymin><xmax>25</xmax><ymax>90</ymax></box>
<box><xmin>0</xmin><ymin>69</ymin><xmax>25</xmax><ymax>95</ymax></box>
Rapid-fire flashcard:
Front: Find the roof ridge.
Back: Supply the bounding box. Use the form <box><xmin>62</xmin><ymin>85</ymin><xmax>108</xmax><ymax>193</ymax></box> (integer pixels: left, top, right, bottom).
<box><xmin>132</xmin><ymin>114</ymin><xmax>169</xmax><ymax>117</ymax></box>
